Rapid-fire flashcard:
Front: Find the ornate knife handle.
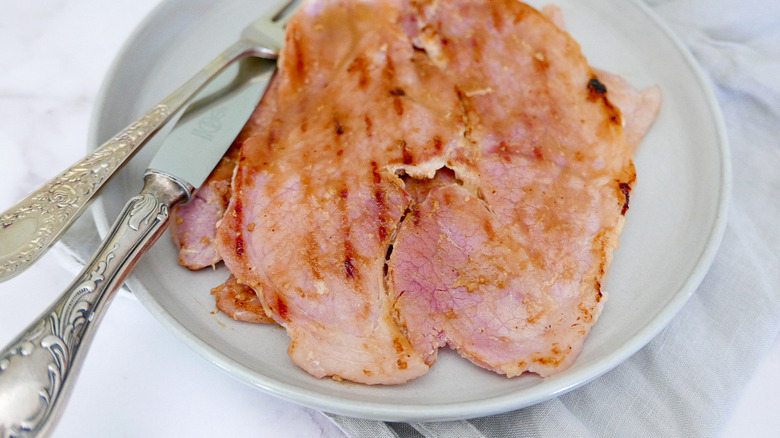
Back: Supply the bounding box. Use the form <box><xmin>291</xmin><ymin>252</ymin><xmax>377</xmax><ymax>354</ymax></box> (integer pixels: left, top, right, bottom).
<box><xmin>0</xmin><ymin>39</ymin><xmax>265</xmax><ymax>283</ymax></box>
<box><xmin>0</xmin><ymin>171</ymin><xmax>190</xmax><ymax>437</ymax></box>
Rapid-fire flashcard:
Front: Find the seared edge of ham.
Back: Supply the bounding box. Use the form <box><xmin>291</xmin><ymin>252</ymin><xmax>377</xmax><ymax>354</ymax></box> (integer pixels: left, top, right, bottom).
<box><xmin>174</xmin><ymin>0</ymin><xmax>663</xmax><ymax>384</ymax></box>
<box><xmin>170</xmin><ymin>75</ymin><xmax>283</xmax><ymax>270</ymax></box>
<box><xmin>212</xmin><ymin>274</ymin><xmax>277</xmax><ymax>324</ymax></box>
<box><xmin>170</xmin><ymin>144</ymin><xmax>238</xmax><ymax>270</ymax></box>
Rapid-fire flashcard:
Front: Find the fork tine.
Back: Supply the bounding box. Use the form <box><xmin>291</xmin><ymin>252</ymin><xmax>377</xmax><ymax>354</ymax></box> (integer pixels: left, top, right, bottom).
<box><xmin>240</xmin><ymin>0</ymin><xmax>302</xmax><ymax>55</ymax></box>
<box><xmin>271</xmin><ymin>0</ymin><xmax>300</xmax><ymax>22</ymax></box>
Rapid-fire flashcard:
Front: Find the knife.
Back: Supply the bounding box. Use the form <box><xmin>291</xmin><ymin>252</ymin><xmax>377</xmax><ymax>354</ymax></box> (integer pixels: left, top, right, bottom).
<box><xmin>0</xmin><ymin>56</ymin><xmax>276</xmax><ymax>437</ymax></box>
<box><xmin>0</xmin><ymin>0</ymin><xmax>301</xmax><ymax>284</ymax></box>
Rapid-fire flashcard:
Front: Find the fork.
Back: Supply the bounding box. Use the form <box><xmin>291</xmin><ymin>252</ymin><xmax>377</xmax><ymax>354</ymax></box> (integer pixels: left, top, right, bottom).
<box><xmin>0</xmin><ymin>1</ymin><xmax>299</xmax><ymax>436</ymax></box>
<box><xmin>0</xmin><ymin>0</ymin><xmax>301</xmax><ymax>284</ymax></box>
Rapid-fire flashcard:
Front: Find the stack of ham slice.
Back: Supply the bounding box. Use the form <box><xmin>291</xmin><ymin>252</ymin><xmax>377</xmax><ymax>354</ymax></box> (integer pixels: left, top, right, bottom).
<box><xmin>170</xmin><ymin>0</ymin><xmax>661</xmax><ymax>384</ymax></box>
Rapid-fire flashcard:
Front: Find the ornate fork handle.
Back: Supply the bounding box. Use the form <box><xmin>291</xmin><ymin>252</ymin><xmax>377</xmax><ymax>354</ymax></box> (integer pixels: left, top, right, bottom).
<box><xmin>0</xmin><ymin>105</ymin><xmax>169</xmax><ymax>281</ymax></box>
<box><xmin>0</xmin><ymin>171</ymin><xmax>190</xmax><ymax>437</ymax></box>
<box><xmin>0</xmin><ymin>38</ymin><xmax>266</xmax><ymax>283</ymax></box>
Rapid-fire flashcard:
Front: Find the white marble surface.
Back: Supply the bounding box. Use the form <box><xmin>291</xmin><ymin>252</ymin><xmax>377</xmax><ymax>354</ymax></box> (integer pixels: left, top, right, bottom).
<box><xmin>0</xmin><ymin>1</ymin><xmax>777</xmax><ymax>437</ymax></box>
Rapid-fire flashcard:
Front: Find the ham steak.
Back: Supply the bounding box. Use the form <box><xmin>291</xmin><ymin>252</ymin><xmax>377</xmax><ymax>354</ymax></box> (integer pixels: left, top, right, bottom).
<box><xmin>170</xmin><ymin>143</ymin><xmax>237</xmax><ymax>270</ymax></box>
<box><xmin>215</xmin><ymin>0</ymin><xmax>466</xmax><ymax>384</ymax></box>
<box><xmin>172</xmin><ymin>0</ymin><xmax>661</xmax><ymax>384</ymax></box>
<box><xmin>211</xmin><ymin>275</ymin><xmax>276</xmax><ymax>324</ymax></box>
<box><xmin>170</xmin><ymin>76</ymin><xmax>282</xmax><ymax>270</ymax></box>
<box><xmin>387</xmin><ymin>0</ymin><xmax>642</xmax><ymax>377</ymax></box>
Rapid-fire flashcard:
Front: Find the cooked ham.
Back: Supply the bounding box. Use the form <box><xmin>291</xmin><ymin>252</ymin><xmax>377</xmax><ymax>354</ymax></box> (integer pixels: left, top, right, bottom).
<box><xmin>215</xmin><ymin>0</ymin><xmax>467</xmax><ymax>384</ymax></box>
<box><xmin>170</xmin><ymin>77</ymin><xmax>282</xmax><ymax>270</ymax></box>
<box><xmin>170</xmin><ymin>144</ymin><xmax>237</xmax><ymax>269</ymax></box>
<box><xmin>381</xmin><ymin>0</ymin><xmax>642</xmax><ymax>377</ymax></box>
<box><xmin>212</xmin><ymin>275</ymin><xmax>276</xmax><ymax>324</ymax></box>
<box><xmin>201</xmin><ymin>0</ymin><xmax>661</xmax><ymax>383</ymax></box>
<box><xmin>595</xmin><ymin>69</ymin><xmax>662</xmax><ymax>151</ymax></box>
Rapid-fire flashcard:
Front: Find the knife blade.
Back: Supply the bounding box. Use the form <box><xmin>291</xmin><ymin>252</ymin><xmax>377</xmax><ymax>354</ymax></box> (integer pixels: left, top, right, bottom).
<box><xmin>0</xmin><ymin>56</ymin><xmax>276</xmax><ymax>436</ymax></box>
<box><xmin>0</xmin><ymin>0</ymin><xmax>298</xmax><ymax>283</ymax></box>
<box><xmin>149</xmin><ymin>57</ymin><xmax>274</xmax><ymax>188</ymax></box>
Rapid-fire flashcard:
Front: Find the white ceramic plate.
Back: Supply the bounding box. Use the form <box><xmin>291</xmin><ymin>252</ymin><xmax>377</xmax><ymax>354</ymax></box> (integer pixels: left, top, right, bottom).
<box><xmin>90</xmin><ymin>0</ymin><xmax>730</xmax><ymax>421</ymax></box>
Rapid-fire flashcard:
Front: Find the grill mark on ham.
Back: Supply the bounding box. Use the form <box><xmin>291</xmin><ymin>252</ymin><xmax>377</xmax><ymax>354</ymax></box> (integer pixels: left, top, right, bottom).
<box><xmin>169</xmin><ymin>79</ymin><xmax>282</xmax><ymax>269</ymax></box>
<box><xmin>347</xmin><ymin>55</ymin><xmax>370</xmax><ymax>87</ymax></box>
<box><xmin>344</xmin><ymin>240</ymin><xmax>358</xmax><ymax>279</ymax></box>
<box><xmin>185</xmin><ymin>0</ymin><xmax>664</xmax><ymax>384</ymax></box>
<box><xmin>588</xmin><ymin>77</ymin><xmax>608</xmax><ymax>98</ymax></box>
<box><xmin>216</xmin><ymin>0</ymin><xmax>469</xmax><ymax>384</ymax></box>
<box><xmin>619</xmin><ymin>181</ymin><xmax>632</xmax><ymax>215</ymax></box>
<box><xmin>587</xmin><ymin>77</ymin><xmax>622</xmax><ymax>126</ymax></box>
<box><xmin>389</xmin><ymin>0</ymin><xmax>646</xmax><ymax>378</ymax></box>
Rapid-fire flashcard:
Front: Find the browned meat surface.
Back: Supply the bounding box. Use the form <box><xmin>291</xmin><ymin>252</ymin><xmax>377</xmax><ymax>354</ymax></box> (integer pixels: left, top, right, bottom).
<box><xmin>595</xmin><ymin>69</ymin><xmax>662</xmax><ymax>151</ymax></box>
<box><xmin>170</xmin><ymin>77</ymin><xmax>282</xmax><ymax>270</ymax></box>
<box><xmin>200</xmin><ymin>0</ymin><xmax>661</xmax><ymax>383</ymax></box>
<box><xmin>216</xmin><ymin>0</ymin><xmax>468</xmax><ymax>384</ymax></box>
<box><xmin>212</xmin><ymin>275</ymin><xmax>276</xmax><ymax>324</ymax></box>
<box><xmin>383</xmin><ymin>0</ymin><xmax>640</xmax><ymax>377</ymax></box>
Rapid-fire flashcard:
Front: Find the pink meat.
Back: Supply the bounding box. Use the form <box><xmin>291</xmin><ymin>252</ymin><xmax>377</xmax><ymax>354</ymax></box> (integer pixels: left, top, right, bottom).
<box><xmin>207</xmin><ymin>0</ymin><xmax>661</xmax><ymax>383</ymax></box>
<box><xmin>170</xmin><ymin>147</ymin><xmax>236</xmax><ymax>270</ymax></box>
<box><xmin>596</xmin><ymin>69</ymin><xmax>662</xmax><ymax>151</ymax></box>
<box><xmin>216</xmin><ymin>0</ymin><xmax>466</xmax><ymax>384</ymax></box>
<box><xmin>388</xmin><ymin>0</ymin><xmax>641</xmax><ymax>377</ymax></box>
<box><xmin>170</xmin><ymin>77</ymin><xmax>282</xmax><ymax>270</ymax></box>
<box><xmin>212</xmin><ymin>275</ymin><xmax>276</xmax><ymax>324</ymax></box>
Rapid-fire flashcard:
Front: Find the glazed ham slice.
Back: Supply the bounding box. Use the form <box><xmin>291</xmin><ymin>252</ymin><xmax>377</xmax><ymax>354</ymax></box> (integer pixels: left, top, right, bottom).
<box><xmin>388</xmin><ymin>0</ymin><xmax>643</xmax><ymax>377</ymax></box>
<box><xmin>170</xmin><ymin>77</ymin><xmax>282</xmax><ymax>270</ymax></box>
<box><xmin>200</xmin><ymin>0</ymin><xmax>661</xmax><ymax>383</ymax></box>
<box><xmin>170</xmin><ymin>143</ymin><xmax>238</xmax><ymax>269</ymax></box>
<box><xmin>216</xmin><ymin>0</ymin><xmax>467</xmax><ymax>384</ymax></box>
<box><xmin>212</xmin><ymin>275</ymin><xmax>275</xmax><ymax>324</ymax></box>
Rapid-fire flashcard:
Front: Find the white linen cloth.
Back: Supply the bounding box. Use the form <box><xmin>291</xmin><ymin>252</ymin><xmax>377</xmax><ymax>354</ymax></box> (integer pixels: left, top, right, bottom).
<box><xmin>56</xmin><ymin>0</ymin><xmax>779</xmax><ymax>436</ymax></box>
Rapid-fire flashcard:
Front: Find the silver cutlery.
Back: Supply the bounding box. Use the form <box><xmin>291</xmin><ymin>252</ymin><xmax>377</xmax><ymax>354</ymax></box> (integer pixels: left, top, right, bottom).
<box><xmin>0</xmin><ymin>0</ymin><xmax>299</xmax><ymax>435</ymax></box>
<box><xmin>0</xmin><ymin>0</ymin><xmax>301</xmax><ymax>284</ymax></box>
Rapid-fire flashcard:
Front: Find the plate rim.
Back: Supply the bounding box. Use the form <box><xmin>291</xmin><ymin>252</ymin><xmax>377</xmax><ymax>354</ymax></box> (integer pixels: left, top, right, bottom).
<box><xmin>88</xmin><ymin>0</ymin><xmax>731</xmax><ymax>421</ymax></box>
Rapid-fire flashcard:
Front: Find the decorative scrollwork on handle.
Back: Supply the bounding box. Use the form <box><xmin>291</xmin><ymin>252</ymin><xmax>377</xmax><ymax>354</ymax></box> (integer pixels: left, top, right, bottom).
<box><xmin>0</xmin><ymin>171</ymin><xmax>189</xmax><ymax>437</ymax></box>
<box><xmin>0</xmin><ymin>248</ymin><xmax>114</xmax><ymax>436</ymax></box>
<box><xmin>0</xmin><ymin>104</ymin><xmax>170</xmax><ymax>282</ymax></box>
